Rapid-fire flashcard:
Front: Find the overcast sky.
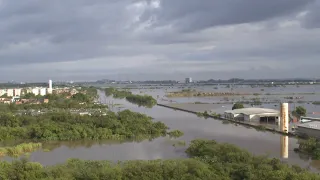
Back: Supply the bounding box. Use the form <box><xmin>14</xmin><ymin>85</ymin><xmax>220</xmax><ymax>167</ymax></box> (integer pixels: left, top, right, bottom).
<box><xmin>0</xmin><ymin>0</ymin><xmax>319</xmax><ymax>82</ymax></box>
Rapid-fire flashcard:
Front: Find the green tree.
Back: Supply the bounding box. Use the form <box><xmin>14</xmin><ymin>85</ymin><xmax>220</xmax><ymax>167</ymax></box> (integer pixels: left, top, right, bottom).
<box><xmin>232</xmin><ymin>103</ymin><xmax>244</xmax><ymax>110</ymax></box>
<box><xmin>22</xmin><ymin>93</ymin><xmax>36</xmax><ymax>99</ymax></box>
<box><xmin>71</xmin><ymin>93</ymin><xmax>90</xmax><ymax>103</ymax></box>
<box><xmin>292</xmin><ymin>106</ymin><xmax>306</xmax><ymax>117</ymax></box>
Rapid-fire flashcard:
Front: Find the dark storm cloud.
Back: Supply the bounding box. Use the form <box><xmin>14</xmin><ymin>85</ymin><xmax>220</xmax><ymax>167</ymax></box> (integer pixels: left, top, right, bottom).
<box><xmin>0</xmin><ymin>0</ymin><xmax>319</xmax><ymax>81</ymax></box>
<box><xmin>140</xmin><ymin>0</ymin><xmax>315</xmax><ymax>32</ymax></box>
<box><xmin>0</xmin><ymin>0</ymin><xmax>133</xmax><ymax>66</ymax></box>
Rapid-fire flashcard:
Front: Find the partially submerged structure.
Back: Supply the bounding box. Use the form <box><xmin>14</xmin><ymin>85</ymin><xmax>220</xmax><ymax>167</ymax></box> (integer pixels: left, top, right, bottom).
<box><xmin>224</xmin><ymin>107</ymin><xmax>280</xmax><ymax>124</ymax></box>
<box><xmin>296</xmin><ymin>120</ymin><xmax>320</xmax><ymax>139</ymax></box>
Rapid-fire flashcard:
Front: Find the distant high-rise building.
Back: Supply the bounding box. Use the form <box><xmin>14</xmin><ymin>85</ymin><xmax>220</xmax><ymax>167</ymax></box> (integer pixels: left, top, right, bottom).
<box><xmin>48</xmin><ymin>79</ymin><xmax>53</xmax><ymax>94</ymax></box>
<box><xmin>49</xmin><ymin>80</ymin><xmax>53</xmax><ymax>89</ymax></box>
<box><xmin>185</xmin><ymin>77</ymin><xmax>193</xmax><ymax>84</ymax></box>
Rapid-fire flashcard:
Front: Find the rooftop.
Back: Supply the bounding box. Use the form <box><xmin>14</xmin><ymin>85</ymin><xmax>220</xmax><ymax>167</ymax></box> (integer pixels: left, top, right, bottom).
<box><xmin>225</xmin><ymin>108</ymin><xmax>280</xmax><ymax>116</ymax></box>
<box><xmin>297</xmin><ymin>121</ymin><xmax>320</xmax><ymax>130</ymax></box>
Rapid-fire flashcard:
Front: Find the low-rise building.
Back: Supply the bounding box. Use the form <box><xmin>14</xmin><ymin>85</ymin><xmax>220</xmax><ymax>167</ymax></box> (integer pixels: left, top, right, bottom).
<box><xmin>43</xmin><ymin>99</ymin><xmax>49</xmax><ymax>103</ymax></box>
<box><xmin>224</xmin><ymin>108</ymin><xmax>280</xmax><ymax>124</ymax></box>
<box><xmin>296</xmin><ymin>120</ymin><xmax>320</xmax><ymax>139</ymax></box>
<box><xmin>70</xmin><ymin>89</ymin><xmax>78</xmax><ymax>95</ymax></box>
<box><xmin>0</xmin><ymin>98</ymin><xmax>11</xmax><ymax>104</ymax></box>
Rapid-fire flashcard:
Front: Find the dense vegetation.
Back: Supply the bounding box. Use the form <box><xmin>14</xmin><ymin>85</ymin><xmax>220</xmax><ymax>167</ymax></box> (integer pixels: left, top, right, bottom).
<box><xmin>295</xmin><ymin>138</ymin><xmax>320</xmax><ymax>160</ymax></box>
<box><xmin>0</xmin><ymin>139</ymin><xmax>319</xmax><ymax>179</ymax></box>
<box><xmin>292</xmin><ymin>106</ymin><xmax>307</xmax><ymax>117</ymax></box>
<box><xmin>105</xmin><ymin>88</ymin><xmax>157</xmax><ymax>107</ymax></box>
<box><xmin>185</xmin><ymin>139</ymin><xmax>320</xmax><ymax>179</ymax></box>
<box><xmin>167</xmin><ymin>130</ymin><xmax>184</xmax><ymax>138</ymax></box>
<box><xmin>0</xmin><ymin>110</ymin><xmax>169</xmax><ymax>141</ymax></box>
<box><xmin>232</xmin><ymin>102</ymin><xmax>244</xmax><ymax>110</ymax></box>
<box><xmin>105</xmin><ymin>87</ymin><xmax>132</xmax><ymax>99</ymax></box>
<box><xmin>0</xmin><ymin>143</ymin><xmax>41</xmax><ymax>157</ymax></box>
<box><xmin>126</xmin><ymin>94</ymin><xmax>157</xmax><ymax>108</ymax></box>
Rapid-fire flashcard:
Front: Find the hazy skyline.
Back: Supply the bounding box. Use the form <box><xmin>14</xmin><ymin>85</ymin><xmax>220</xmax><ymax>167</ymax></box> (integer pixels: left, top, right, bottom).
<box><xmin>0</xmin><ymin>0</ymin><xmax>319</xmax><ymax>82</ymax></box>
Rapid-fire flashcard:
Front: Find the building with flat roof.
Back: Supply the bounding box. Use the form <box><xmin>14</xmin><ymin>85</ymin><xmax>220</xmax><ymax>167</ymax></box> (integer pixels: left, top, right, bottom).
<box><xmin>296</xmin><ymin>121</ymin><xmax>320</xmax><ymax>139</ymax></box>
<box><xmin>224</xmin><ymin>107</ymin><xmax>280</xmax><ymax>123</ymax></box>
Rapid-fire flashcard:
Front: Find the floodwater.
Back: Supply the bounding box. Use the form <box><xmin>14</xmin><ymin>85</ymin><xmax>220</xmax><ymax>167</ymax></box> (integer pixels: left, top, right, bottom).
<box><xmin>126</xmin><ymin>85</ymin><xmax>320</xmax><ymax>118</ymax></box>
<box><xmin>1</xmin><ymin>86</ymin><xmax>320</xmax><ymax>172</ymax></box>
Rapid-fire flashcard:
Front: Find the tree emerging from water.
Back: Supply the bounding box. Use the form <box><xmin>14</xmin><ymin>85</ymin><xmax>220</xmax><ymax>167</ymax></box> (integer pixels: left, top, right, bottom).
<box><xmin>232</xmin><ymin>102</ymin><xmax>244</xmax><ymax>110</ymax></box>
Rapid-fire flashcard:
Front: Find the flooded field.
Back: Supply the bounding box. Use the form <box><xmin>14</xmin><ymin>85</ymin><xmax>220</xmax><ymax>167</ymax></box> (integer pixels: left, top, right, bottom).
<box><xmin>1</xmin><ymin>85</ymin><xmax>320</xmax><ymax>172</ymax></box>
<box><xmin>127</xmin><ymin>84</ymin><xmax>320</xmax><ymax>118</ymax></box>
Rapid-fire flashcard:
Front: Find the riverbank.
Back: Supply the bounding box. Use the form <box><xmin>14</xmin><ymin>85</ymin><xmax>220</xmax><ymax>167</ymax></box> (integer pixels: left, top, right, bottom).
<box><xmin>157</xmin><ymin>103</ymin><xmax>295</xmax><ymax>136</ymax></box>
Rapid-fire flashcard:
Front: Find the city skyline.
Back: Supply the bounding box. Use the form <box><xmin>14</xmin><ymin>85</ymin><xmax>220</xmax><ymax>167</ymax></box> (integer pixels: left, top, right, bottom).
<box><xmin>0</xmin><ymin>0</ymin><xmax>319</xmax><ymax>81</ymax></box>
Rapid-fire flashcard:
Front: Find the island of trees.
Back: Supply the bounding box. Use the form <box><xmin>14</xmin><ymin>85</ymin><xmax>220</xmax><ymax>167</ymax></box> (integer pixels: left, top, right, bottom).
<box><xmin>0</xmin><ymin>139</ymin><xmax>319</xmax><ymax>179</ymax></box>
<box><xmin>126</xmin><ymin>94</ymin><xmax>157</xmax><ymax>108</ymax></box>
<box><xmin>105</xmin><ymin>87</ymin><xmax>157</xmax><ymax>108</ymax></box>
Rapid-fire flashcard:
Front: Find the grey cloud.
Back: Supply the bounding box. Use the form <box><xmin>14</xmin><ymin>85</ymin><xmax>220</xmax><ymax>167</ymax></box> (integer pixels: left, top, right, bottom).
<box><xmin>141</xmin><ymin>0</ymin><xmax>315</xmax><ymax>32</ymax></box>
<box><xmin>0</xmin><ymin>0</ymin><xmax>135</xmax><ymax>66</ymax></box>
<box><xmin>0</xmin><ymin>0</ymin><xmax>319</xmax><ymax>81</ymax></box>
<box><xmin>303</xmin><ymin>1</ymin><xmax>320</xmax><ymax>28</ymax></box>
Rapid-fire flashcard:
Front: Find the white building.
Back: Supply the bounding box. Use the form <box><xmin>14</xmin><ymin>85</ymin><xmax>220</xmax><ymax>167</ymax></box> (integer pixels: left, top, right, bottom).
<box><xmin>224</xmin><ymin>108</ymin><xmax>280</xmax><ymax>124</ymax></box>
<box><xmin>49</xmin><ymin>79</ymin><xmax>52</xmax><ymax>89</ymax></box>
<box><xmin>185</xmin><ymin>77</ymin><xmax>192</xmax><ymax>84</ymax></box>
<box><xmin>47</xmin><ymin>88</ymin><xmax>53</xmax><ymax>94</ymax></box>
<box><xmin>14</xmin><ymin>89</ymin><xmax>22</xmax><ymax>96</ymax></box>
<box><xmin>7</xmin><ymin>89</ymin><xmax>14</xmax><ymax>97</ymax></box>
<box><xmin>32</xmin><ymin>88</ymin><xmax>40</xmax><ymax>96</ymax></box>
<box><xmin>47</xmin><ymin>79</ymin><xmax>53</xmax><ymax>94</ymax></box>
<box><xmin>40</xmin><ymin>88</ymin><xmax>47</xmax><ymax>96</ymax></box>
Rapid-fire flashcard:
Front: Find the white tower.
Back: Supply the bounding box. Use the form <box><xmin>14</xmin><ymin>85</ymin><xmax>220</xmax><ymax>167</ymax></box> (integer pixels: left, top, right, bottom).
<box><xmin>49</xmin><ymin>80</ymin><xmax>52</xmax><ymax>89</ymax></box>
<box><xmin>47</xmin><ymin>79</ymin><xmax>53</xmax><ymax>94</ymax></box>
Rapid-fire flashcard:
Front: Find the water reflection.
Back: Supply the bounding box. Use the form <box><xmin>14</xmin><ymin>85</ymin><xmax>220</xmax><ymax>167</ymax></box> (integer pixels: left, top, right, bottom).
<box><xmin>280</xmin><ymin>135</ymin><xmax>289</xmax><ymax>159</ymax></box>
